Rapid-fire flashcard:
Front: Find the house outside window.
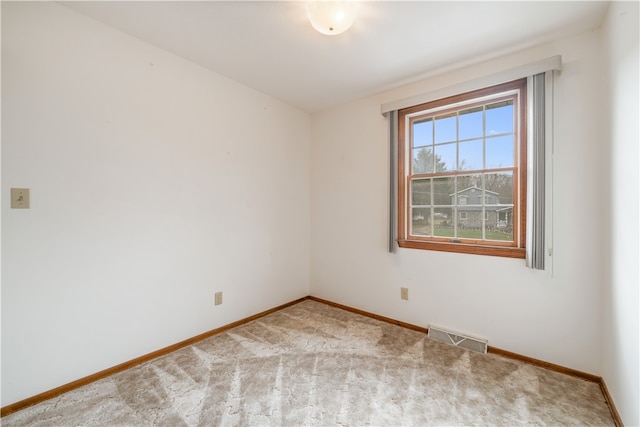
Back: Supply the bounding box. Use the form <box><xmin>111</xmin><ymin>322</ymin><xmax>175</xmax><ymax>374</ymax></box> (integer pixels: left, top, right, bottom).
<box><xmin>398</xmin><ymin>79</ymin><xmax>527</xmax><ymax>258</ymax></box>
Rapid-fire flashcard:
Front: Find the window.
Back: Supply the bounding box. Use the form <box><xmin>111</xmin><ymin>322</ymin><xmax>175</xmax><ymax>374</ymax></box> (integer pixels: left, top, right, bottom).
<box><xmin>398</xmin><ymin>79</ymin><xmax>526</xmax><ymax>258</ymax></box>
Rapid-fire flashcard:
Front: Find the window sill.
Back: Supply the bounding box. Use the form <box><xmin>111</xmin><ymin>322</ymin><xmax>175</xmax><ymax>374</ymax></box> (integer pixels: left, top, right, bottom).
<box><xmin>397</xmin><ymin>239</ymin><xmax>526</xmax><ymax>259</ymax></box>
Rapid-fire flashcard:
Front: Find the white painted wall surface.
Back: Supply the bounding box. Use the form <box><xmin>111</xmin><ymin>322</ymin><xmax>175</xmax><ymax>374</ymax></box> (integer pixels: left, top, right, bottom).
<box><xmin>601</xmin><ymin>2</ymin><xmax>640</xmax><ymax>425</ymax></box>
<box><xmin>1</xmin><ymin>2</ymin><xmax>310</xmax><ymax>406</ymax></box>
<box><xmin>311</xmin><ymin>32</ymin><xmax>607</xmax><ymax>375</ymax></box>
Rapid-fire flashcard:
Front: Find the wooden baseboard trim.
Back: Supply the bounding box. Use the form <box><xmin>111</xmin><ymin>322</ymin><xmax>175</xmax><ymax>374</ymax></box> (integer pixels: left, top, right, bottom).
<box><xmin>308</xmin><ymin>296</ymin><xmax>428</xmax><ymax>333</ymax></box>
<box><xmin>599</xmin><ymin>378</ymin><xmax>624</xmax><ymax>427</ymax></box>
<box><xmin>0</xmin><ymin>296</ymin><xmax>309</xmax><ymax>418</ymax></box>
<box><xmin>486</xmin><ymin>346</ymin><xmax>601</xmax><ymax>383</ymax></box>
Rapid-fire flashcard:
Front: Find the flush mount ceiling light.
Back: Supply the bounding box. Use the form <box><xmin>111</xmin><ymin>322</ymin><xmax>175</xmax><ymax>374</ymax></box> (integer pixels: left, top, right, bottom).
<box><xmin>307</xmin><ymin>1</ymin><xmax>356</xmax><ymax>36</ymax></box>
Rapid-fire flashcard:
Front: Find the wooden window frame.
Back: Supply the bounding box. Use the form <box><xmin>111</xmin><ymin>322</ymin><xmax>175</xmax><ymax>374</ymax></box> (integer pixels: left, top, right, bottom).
<box><xmin>397</xmin><ymin>79</ymin><xmax>527</xmax><ymax>258</ymax></box>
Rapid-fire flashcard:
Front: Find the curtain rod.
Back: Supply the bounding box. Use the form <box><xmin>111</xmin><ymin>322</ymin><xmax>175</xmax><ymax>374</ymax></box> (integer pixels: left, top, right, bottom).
<box><xmin>381</xmin><ymin>55</ymin><xmax>562</xmax><ymax>115</ymax></box>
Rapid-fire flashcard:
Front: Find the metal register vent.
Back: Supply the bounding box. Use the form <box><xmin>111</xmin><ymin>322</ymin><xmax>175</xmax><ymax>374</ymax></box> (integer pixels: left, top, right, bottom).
<box><xmin>427</xmin><ymin>325</ymin><xmax>488</xmax><ymax>354</ymax></box>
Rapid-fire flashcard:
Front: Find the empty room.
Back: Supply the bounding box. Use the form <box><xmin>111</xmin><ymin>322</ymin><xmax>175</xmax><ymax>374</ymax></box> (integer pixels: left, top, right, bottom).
<box><xmin>1</xmin><ymin>1</ymin><xmax>638</xmax><ymax>425</ymax></box>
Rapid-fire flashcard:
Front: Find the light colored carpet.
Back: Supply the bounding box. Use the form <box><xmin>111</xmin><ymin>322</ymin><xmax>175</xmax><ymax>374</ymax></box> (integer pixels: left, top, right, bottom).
<box><xmin>2</xmin><ymin>299</ymin><xmax>614</xmax><ymax>426</ymax></box>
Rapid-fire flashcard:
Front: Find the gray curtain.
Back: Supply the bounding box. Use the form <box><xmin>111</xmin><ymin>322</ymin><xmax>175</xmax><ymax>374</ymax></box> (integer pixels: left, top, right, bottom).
<box><xmin>388</xmin><ymin>110</ymin><xmax>398</xmax><ymax>253</ymax></box>
<box><xmin>527</xmin><ymin>72</ymin><xmax>546</xmax><ymax>270</ymax></box>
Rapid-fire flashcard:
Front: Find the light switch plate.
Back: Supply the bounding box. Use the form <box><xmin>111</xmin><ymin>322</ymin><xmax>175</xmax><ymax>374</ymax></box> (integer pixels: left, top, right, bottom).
<box><xmin>11</xmin><ymin>188</ymin><xmax>30</xmax><ymax>209</ymax></box>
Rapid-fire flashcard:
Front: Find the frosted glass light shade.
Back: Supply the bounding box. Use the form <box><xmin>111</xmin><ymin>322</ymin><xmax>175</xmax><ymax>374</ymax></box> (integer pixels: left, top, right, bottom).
<box><xmin>307</xmin><ymin>1</ymin><xmax>355</xmax><ymax>36</ymax></box>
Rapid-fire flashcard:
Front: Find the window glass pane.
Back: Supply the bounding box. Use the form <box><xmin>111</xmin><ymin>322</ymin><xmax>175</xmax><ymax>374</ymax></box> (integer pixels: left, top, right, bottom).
<box><xmin>492</xmin><ymin>209</ymin><xmax>513</xmax><ymax>241</ymax></box>
<box><xmin>458</xmin><ymin>208</ymin><xmax>483</xmax><ymax>239</ymax></box>
<box><xmin>484</xmin><ymin>172</ymin><xmax>513</xmax><ymax>204</ymax></box>
<box><xmin>412</xmin><ymin>118</ymin><xmax>433</xmax><ymax>148</ymax></box>
<box><xmin>456</xmin><ymin>174</ymin><xmax>482</xmax><ymax>197</ymax></box>
<box><xmin>486</xmin><ymin>135</ymin><xmax>514</xmax><ymax>168</ymax></box>
<box><xmin>486</xmin><ymin>100</ymin><xmax>513</xmax><ymax>135</ymax></box>
<box><xmin>434</xmin><ymin>143</ymin><xmax>456</xmax><ymax>172</ymax></box>
<box><xmin>412</xmin><ymin>147</ymin><xmax>434</xmax><ymax>174</ymax></box>
<box><xmin>411</xmin><ymin>179</ymin><xmax>431</xmax><ymax>206</ymax></box>
<box><xmin>459</xmin><ymin>106</ymin><xmax>483</xmax><ymax>140</ymax></box>
<box><xmin>435</xmin><ymin>113</ymin><xmax>456</xmax><ymax>144</ymax></box>
<box><xmin>411</xmin><ymin>207</ymin><xmax>431</xmax><ymax>236</ymax></box>
<box><xmin>433</xmin><ymin>177</ymin><xmax>454</xmax><ymax>205</ymax></box>
<box><xmin>433</xmin><ymin>207</ymin><xmax>453</xmax><ymax>237</ymax></box>
<box><xmin>459</xmin><ymin>139</ymin><xmax>483</xmax><ymax>170</ymax></box>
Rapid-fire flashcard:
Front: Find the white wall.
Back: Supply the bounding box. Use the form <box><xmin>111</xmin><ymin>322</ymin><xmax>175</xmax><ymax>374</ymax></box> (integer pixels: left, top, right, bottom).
<box><xmin>601</xmin><ymin>2</ymin><xmax>640</xmax><ymax>425</ymax></box>
<box><xmin>1</xmin><ymin>2</ymin><xmax>310</xmax><ymax>406</ymax></box>
<box><xmin>311</xmin><ymin>32</ymin><xmax>607</xmax><ymax>375</ymax></box>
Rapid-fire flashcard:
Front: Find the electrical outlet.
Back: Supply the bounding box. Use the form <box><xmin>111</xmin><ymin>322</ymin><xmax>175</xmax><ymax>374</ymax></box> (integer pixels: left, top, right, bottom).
<box><xmin>214</xmin><ymin>292</ymin><xmax>222</xmax><ymax>306</ymax></box>
<box><xmin>401</xmin><ymin>287</ymin><xmax>408</xmax><ymax>300</ymax></box>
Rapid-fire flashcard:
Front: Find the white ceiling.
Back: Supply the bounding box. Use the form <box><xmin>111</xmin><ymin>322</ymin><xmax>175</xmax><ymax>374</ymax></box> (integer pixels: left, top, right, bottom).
<box><xmin>61</xmin><ymin>1</ymin><xmax>609</xmax><ymax>113</ymax></box>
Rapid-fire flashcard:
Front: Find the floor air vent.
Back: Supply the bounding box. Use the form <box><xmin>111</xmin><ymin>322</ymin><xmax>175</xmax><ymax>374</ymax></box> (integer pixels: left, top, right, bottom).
<box><xmin>428</xmin><ymin>325</ymin><xmax>488</xmax><ymax>354</ymax></box>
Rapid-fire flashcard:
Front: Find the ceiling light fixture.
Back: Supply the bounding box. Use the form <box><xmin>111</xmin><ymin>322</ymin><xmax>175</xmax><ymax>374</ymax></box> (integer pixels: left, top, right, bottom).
<box><xmin>307</xmin><ymin>1</ymin><xmax>356</xmax><ymax>36</ymax></box>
